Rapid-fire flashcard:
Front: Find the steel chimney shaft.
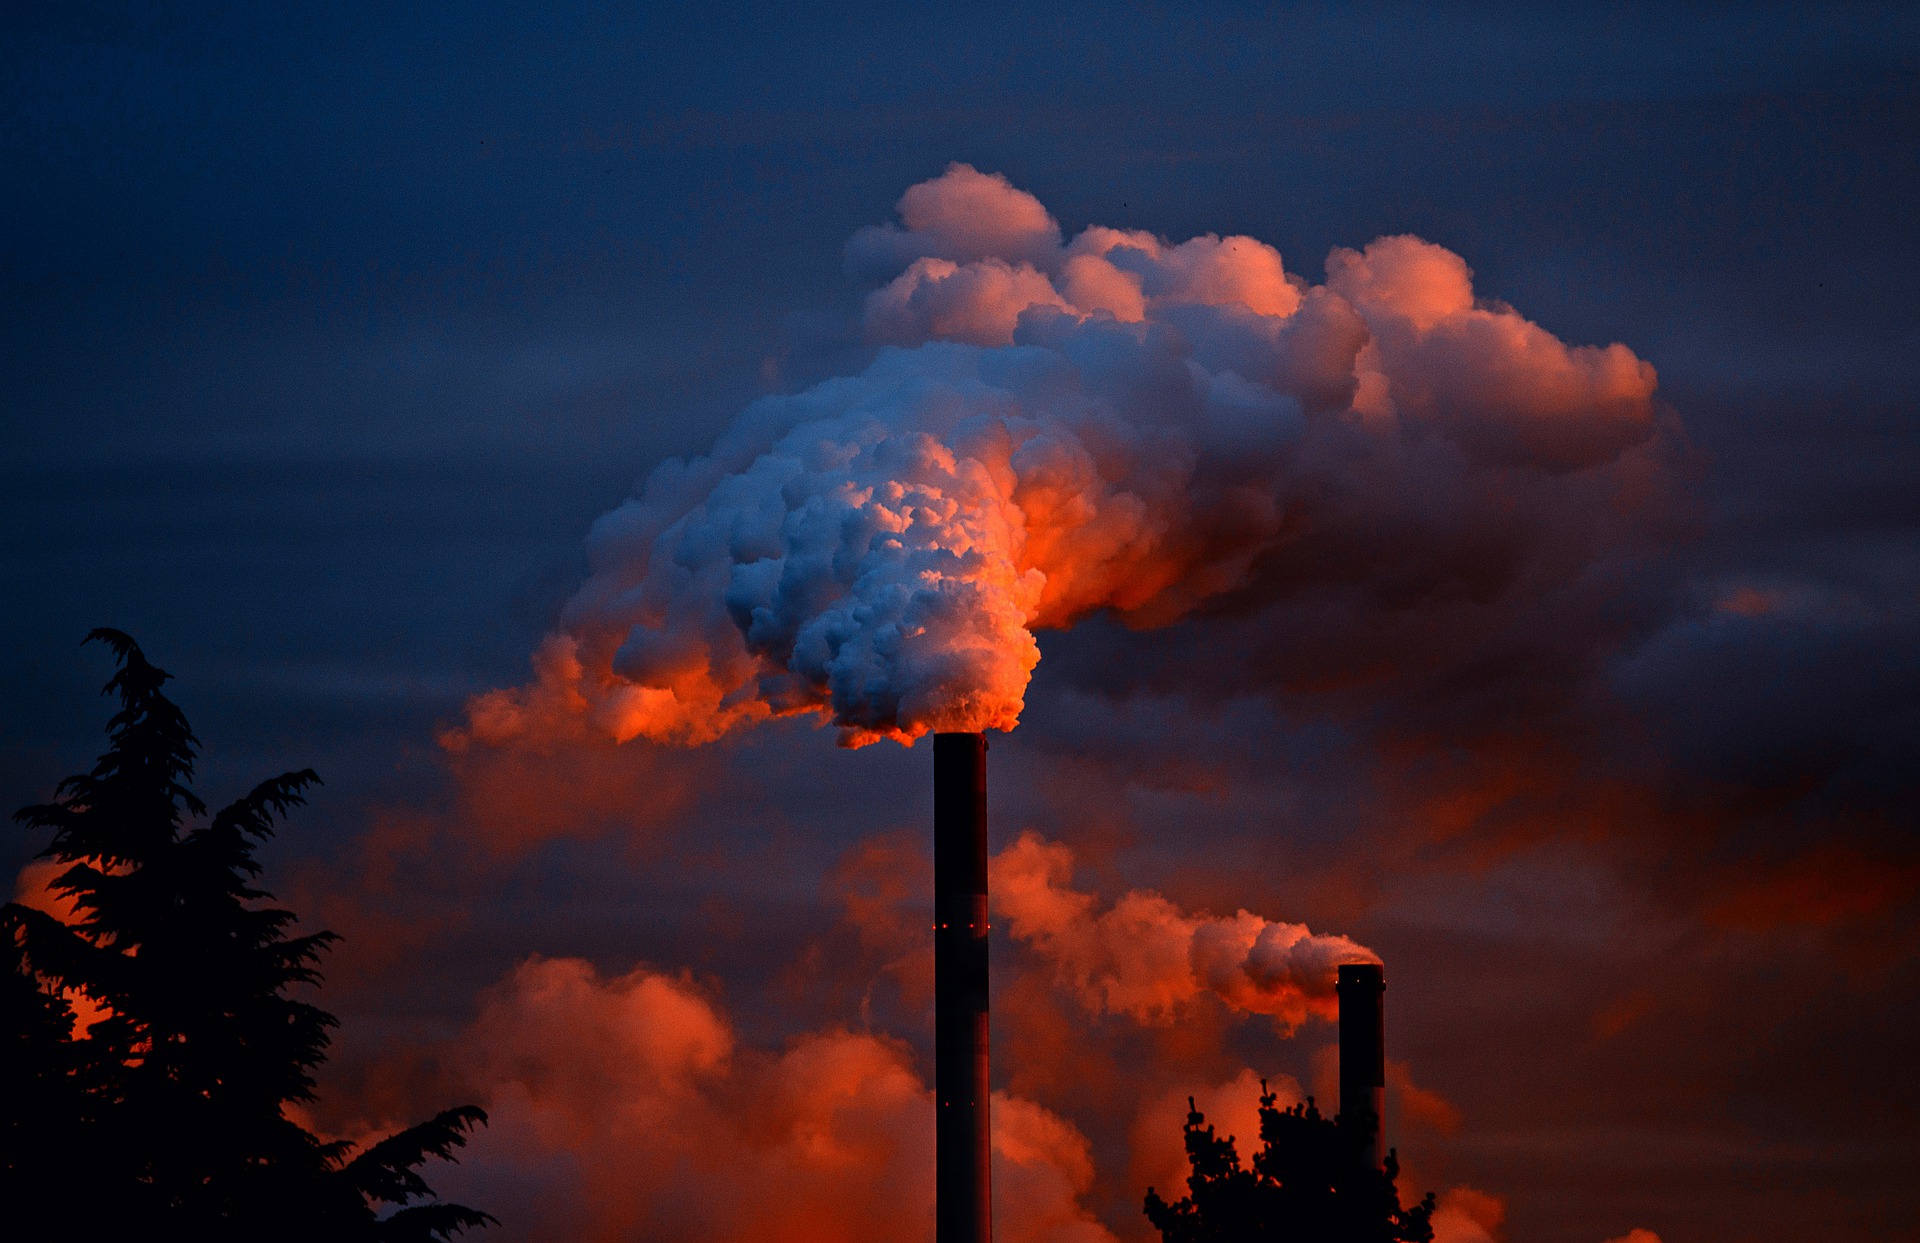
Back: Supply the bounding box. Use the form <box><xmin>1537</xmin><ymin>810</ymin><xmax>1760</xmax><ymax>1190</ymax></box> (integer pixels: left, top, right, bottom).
<box><xmin>934</xmin><ymin>732</ymin><xmax>991</xmax><ymax>1243</ymax></box>
<box><xmin>1337</xmin><ymin>962</ymin><xmax>1386</xmax><ymax>1170</ymax></box>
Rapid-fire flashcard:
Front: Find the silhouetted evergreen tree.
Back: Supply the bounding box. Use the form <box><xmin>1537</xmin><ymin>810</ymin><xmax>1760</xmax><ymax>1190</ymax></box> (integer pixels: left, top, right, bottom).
<box><xmin>3</xmin><ymin>630</ymin><xmax>494</xmax><ymax>1242</ymax></box>
<box><xmin>1145</xmin><ymin>1084</ymin><xmax>1435</xmax><ymax>1243</ymax></box>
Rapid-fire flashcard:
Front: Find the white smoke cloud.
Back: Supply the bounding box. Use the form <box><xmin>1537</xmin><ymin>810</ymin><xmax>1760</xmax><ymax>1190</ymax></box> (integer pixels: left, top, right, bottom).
<box><xmin>990</xmin><ymin>832</ymin><xmax>1377</xmax><ymax>1031</ymax></box>
<box><xmin>459</xmin><ymin>162</ymin><xmax>1661</xmax><ymax>749</ymax></box>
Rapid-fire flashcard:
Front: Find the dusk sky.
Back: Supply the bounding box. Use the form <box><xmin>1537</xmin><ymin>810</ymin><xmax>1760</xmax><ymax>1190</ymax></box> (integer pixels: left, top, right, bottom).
<box><xmin>5</xmin><ymin>5</ymin><xmax>1919</xmax><ymax>1241</ymax></box>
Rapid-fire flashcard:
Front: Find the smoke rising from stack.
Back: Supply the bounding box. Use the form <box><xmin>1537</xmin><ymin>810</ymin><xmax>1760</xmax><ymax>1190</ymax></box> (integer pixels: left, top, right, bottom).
<box><xmin>454</xmin><ymin>163</ymin><xmax>1664</xmax><ymax>753</ymax></box>
<box><xmin>992</xmin><ymin>832</ymin><xmax>1378</xmax><ymax>1032</ymax></box>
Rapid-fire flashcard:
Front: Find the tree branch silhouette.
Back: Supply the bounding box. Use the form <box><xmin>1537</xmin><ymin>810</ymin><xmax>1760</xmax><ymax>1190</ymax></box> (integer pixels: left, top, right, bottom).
<box><xmin>3</xmin><ymin>631</ymin><xmax>493</xmax><ymax>1243</ymax></box>
<box><xmin>1145</xmin><ymin>1082</ymin><xmax>1436</xmax><ymax>1243</ymax></box>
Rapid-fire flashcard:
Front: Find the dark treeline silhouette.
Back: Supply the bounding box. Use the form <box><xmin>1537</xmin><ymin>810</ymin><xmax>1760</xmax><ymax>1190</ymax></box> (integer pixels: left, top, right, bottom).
<box><xmin>2</xmin><ymin>631</ymin><xmax>492</xmax><ymax>1242</ymax></box>
<box><xmin>1145</xmin><ymin>1084</ymin><xmax>1436</xmax><ymax>1243</ymax></box>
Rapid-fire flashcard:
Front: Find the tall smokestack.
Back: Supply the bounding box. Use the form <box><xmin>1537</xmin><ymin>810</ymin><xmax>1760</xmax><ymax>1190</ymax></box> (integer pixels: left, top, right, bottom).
<box><xmin>1337</xmin><ymin>962</ymin><xmax>1386</xmax><ymax>1170</ymax></box>
<box><xmin>934</xmin><ymin>732</ymin><xmax>991</xmax><ymax>1243</ymax></box>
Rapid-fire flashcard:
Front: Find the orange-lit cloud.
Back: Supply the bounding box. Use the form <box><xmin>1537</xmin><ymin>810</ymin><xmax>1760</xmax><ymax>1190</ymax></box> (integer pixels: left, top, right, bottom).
<box><xmin>1389</xmin><ymin>1059</ymin><xmax>1463</xmax><ymax>1135</ymax></box>
<box><xmin>817</xmin><ymin>832</ymin><xmax>936</xmax><ymax>1020</ymax></box>
<box><xmin>441</xmin><ymin>711</ymin><xmax>711</xmax><ymax>852</ymax></box>
<box><xmin>847</xmin><ymin>163</ymin><xmax>1064</xmax><ymax>275</ymax></box>
<box><xmin>1127</xmin><ymin>1067</ymin><xmax>1295</xmax><ymax>1206</ymax></box>
<box><xmin>332</xmin><ymin>954</ymin><xmax>1117</xmax><ymax>1243</ymax></box>
<box><xmin>992</xmin><ymin>1091</ymin><xmax>1121</xmax><ymax>1243</ymax></box>
<box><xmin>1431</xmin><ymin>1186</ymin><xmax>1506</xmax><ymax>1243</ymax></box>
<box><xmin>1325</xmin><ymin>235</ymin><xmax>1656</xmax><ymax>471</ymax></box>
<box><xmin>867</xmin><ymin>256</ymin><xmax>1072</xmax><ymax>347</ymax></box>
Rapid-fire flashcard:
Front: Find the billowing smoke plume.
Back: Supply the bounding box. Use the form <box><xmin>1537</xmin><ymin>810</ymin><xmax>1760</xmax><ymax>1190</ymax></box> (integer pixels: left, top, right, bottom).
<box><xmin>991</xmin><ymin>832</ymin><xmax>1376</xmax><ymax>1032</ymax></box>
<box><xmin>459</xmin><ymin>163</ymin><xmax>1660</xmax><ymax>748</ymax></box>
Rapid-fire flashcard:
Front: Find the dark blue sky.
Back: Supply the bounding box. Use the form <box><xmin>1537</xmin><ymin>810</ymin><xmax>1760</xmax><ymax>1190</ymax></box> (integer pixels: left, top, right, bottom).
<box><xmin>5</xmin><ymin>6</ymin><xmax>1918</xmax><ymax>1242</ymax></box>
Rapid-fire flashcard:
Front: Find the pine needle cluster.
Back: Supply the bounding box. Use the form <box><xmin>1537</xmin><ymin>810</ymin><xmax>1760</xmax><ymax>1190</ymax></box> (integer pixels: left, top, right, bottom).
<box><xmin>1145</xmin><ymin>1084</ymin><xmax>1436</xmax><ymax>1243</ymax></box>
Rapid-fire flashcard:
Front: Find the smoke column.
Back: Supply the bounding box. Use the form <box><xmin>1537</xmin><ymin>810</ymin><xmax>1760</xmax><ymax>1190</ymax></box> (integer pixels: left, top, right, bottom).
<box><xmin>1337</xmin><ymin>962</ymin><xmax>1386</xmax><ymax>1169</ymax></box>
<box><xmin>933</xmin><ymin>732</ymin><xmax>991</xmax><ymax>1243</ymax></box>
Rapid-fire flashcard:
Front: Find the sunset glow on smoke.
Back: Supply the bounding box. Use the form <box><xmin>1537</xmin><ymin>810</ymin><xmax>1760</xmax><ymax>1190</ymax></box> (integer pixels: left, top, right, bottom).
<box><xmin>14</xmin><ymin>7</ymin><xmax>1917</xmax><ymax>1239</ymax></box>
<box><xmin>303</xmin><ymin>841</ymin><xmax>1478</xmax><ymax>1243</ymax></box>
<box><xmin>458</xmin><ymin>164</ymin><xmax>1661</xmax><ymax>750</ymax></box>
<box><xmin>992</xmin><ymin>833</ymin><xmax>1376</xmax><ymax>1031</ymax></box>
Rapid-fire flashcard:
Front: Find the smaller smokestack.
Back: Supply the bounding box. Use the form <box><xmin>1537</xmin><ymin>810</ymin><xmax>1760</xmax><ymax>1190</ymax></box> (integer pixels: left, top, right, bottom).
<box><xmin>1337</xmin><ymin>962</ymin><xmax>1385</xmax><ymax>1169</ymax></box>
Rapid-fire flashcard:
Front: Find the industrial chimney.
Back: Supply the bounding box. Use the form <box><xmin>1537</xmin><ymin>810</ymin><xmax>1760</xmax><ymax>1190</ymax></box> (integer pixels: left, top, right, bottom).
<box><xmin>933</xmin><ymin>732</ymin><xmax>991</xmax><ymax>1243</ymax></box>
<box><xmin>1336</xmin><ymin>962</ymin><xmax>1386</xmax><ymax>1169</ymax></box>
